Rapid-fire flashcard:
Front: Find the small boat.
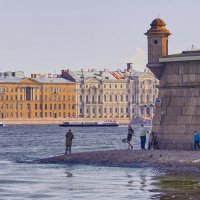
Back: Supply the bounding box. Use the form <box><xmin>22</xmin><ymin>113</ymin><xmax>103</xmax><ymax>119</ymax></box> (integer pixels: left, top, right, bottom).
<box><xmin>0</xmin><ymin>122</ymin><xmax>5</xmax><ymax>127</ymax></box>
<box><xmin>59</xmin><ymin>121</ymin><xmax>119</xmax><ymax>127</ymax></box>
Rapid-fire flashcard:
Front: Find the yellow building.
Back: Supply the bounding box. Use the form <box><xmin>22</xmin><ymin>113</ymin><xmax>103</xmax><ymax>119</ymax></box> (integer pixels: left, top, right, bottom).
<box><xmin>0</xmin><ymin>77</ymin><xmax>76</xmax><ymax>119</ymax></box>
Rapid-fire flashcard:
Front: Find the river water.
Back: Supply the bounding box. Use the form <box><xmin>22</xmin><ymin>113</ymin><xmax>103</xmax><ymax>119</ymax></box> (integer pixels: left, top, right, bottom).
<box><xmin>0</xmin><ymin>125</ymin><xmax>200</xmax><ymax>200</ymax></box>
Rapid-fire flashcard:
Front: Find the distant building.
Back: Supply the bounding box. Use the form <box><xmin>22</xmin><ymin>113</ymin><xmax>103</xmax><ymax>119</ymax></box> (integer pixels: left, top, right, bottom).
<box><xmin>0</xmin><ymin>77</ymin><xmax>76</xmax><ymax>119</ymax></box>
<box><xmin>61</xmin><ymin>64</ymin><xmax>158</xmax><ymax>120</ymax></box>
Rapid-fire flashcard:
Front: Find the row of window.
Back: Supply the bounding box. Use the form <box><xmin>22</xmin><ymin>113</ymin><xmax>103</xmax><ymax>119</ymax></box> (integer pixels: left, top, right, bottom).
<box><xmin>140</xmin><ymin>95</ymin><xmax>155</xmax><ymax>103</ymax></box>
<box><xmin>0</xmin><ymin>94</ymin><xmax>75</xmax><ymax>101</ymax></box>
<box><xmin>1</xmin><ymin>103</ymin><xmax>75</xmax><ymax>110</ymax></box>
<box><xmin>0</xmin><ymin>112</ymin><xmax>75</xmax><ymax>118</ymax></box>
<box><xmin>80</xmin><ymin>95</ymin><xmax>135</xmax><ymax>103</ymax></box>
<box><xmin>83</xmin><ymin>107</ymin><xmax>132</xmax><ymax>114</ymax></box>
<box><xmin>0</xmin><ymin>87</ymin><xmax>75</xmax><ymax>93</ymax></box>
<box><xmin>83</xmin><ymin>84</ymin><xmax>129</xmax><ymax>89</ymax></box>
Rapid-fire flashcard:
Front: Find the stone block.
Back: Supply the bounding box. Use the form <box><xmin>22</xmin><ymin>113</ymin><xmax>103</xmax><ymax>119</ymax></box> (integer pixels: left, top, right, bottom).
<box><xmin>166</xmin><ymin>75</ymin><xmax>183</xmax><ymax>85</ymax></box>
<box><xmin>161</xmin><ymin>97</ymin><xmax>171</xmax><ymax>107</ymax></box>
<box><xmin>170</xmin><ymin>97</ymin><xmax>185</xmax><ymax>107</ymax></box>
<box><xmin>184</xmin><ymin>88</ymin><xmax>197</xmax><ymax>97</ymax></box>
<box><xmin>191</xmin><ymin>116</ymin><xmax>200</xmax><ymax>124</ymax></box>
<box><xmin>176</xmin><ymin>116</ymin><xmax>192</xmax><ymax>125</ymax></box>
<box><xmin>195</xmin><ymin>74</ymin><xmax>200</xmax><ymax>82</ymax></box>
<box><xmin>167</xmin><ymin>107</ymin><xmax>182</xmax><ymax>116</ymax></box>
<box><xmin>195</xmin><ymin>88</ymin><xmax>200</xmax><ymax>96</ymax></box>
<box><xmin>186</xmin><ymin>97</ymin><xmax>200</xmax><ymax>106</ymax></box>
<box><xmin>184</xmin><ymin>125</ymin><xmax>200</xmax><ymax>134</ymax></box>
<box><xmin>183</xmin><ymin>74</ymin><xmax>196</xmax><ymax>83</ymax></box>
<box><xmin>159</xmin><ymin>89</ymin><xmax>170</xmax><ymax>98</ymax></box>
<box><xmin>195</xmin><ymin>106</ymin><xmax>200</xmax><ymax>115</ymax></box>
<box><xmin>163</xmin><ymin>125</ymin><xmax>185</xmax><ymax>134</ymax></box>
<box><xmin>164</xmin><ymin>64</ymin><xmax>179</xmax><ymax>75</ymax></box>
<box><xmin>162</xmin><ymin>115</ymin><xmax>177</xmax><ymax>124</ymax></box>
<box><xmin>182</xmin><ymin>106</ymin><xmax>196</xmax><ymax>115</ymax></box>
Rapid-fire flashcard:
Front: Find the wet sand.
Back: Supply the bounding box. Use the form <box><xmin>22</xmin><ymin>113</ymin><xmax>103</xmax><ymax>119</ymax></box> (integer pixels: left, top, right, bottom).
<box><xmin>39</xmin><ymin>149</ymin><xmax>200</xmax><ymax>171</ymax></box>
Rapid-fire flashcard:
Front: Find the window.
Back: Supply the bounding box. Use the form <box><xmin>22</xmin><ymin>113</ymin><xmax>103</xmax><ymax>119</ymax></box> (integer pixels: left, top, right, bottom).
<box><xmin>115</xmin><ymin>108</ymin><xmax>118</xmax><ymax>113</ymax></box>
<box><xmin>68</xmin><ymin>104</ymin><xmax>70</xmax><ymax>109</ymax></box>
<box><xmin>72</xmin><ymin>95</ymin><xmax>75</xmax><ymax>101</ymax></box>
<box><xmin>104</xmin><ymin>108</ymin><xmax>106</xmax><ymax>113</ymax></box>
<box><xmin>63</xmin><ymin>95</ymin><xmax>66</xmax><ymax>101</ymax></box>
<box><xmin>80</xmin><ymin>108</ymin><xmax>82</xmax><ymax>113</ymax></box>
<box><xmin>35</xmin><ymin>104</ymin><xmax>37</xmax><ymax>110</ymax></box>
<box><xmin>63</xmin><ymin>104</ymin><xmax>66</xmax><ymax>109</ymax></box>
<box><xmin>98</xmin><ymin>95</ymin><xmax>100</xmax><ymax>103</ymax></box>
<box><xmin>104</xmin><ymin>95</ymin><xmax>106</xmax><ymax>102</ymax></box>
<box><xmin>86</xmin><ymin>95</ymin><xmax>88</xmax><ymax>103</ymax></box>
<box><xmin>121</xmin><ymin>95</ymin><xmax>123</xmax><ymax>101</ymax></box>
<box><xmin>147</xmin><ymin>95</ymin><xmax>149</xmax><ymax>103</ymax></box>
<box><xmin>126</xmin><ymin>95</ymin><xmax>128</xmax><ymax>101</ymax></box>
<box><xmin>58</xmin><ymin>104</ymin><xmax>61</xmax><ymax>109</ymax></box>
<box><xmin>80</xmin><ymin>95</ymin><xmax>82</xmax><ymax>102</ymax></box>
<box><xmin>72</xmin><ymin>104</ymin><xmax>75</xmax><ymax>109</ymax></box>
<box><xmin>27</xmin><ymin>104</ymin><xmax>30</xmax><ymax>110</ymax></box>
<box><xmin>115</xmin><ymin>95</ymin><xmax>117</xmax><ymax>102</ymax></box>
<box><xmin>50</xmin><ymin>104</ymin><xmax>52</xmax><ymax>109</ymax></box>
<box><xmin>40</xmin><ymin>104</ymin><xmax>42</xmax><ymax>110</ymax></box>
<box><xmin>93</xmin><ymin>108</ymin><xmax>95</xmax><ymax>114</ymax></box>
<box><xmin>92</xmin><ymin>95</ymin><xmax>95</xmax><ymax>103</ymax></box>
<box><xmin>110</xmin><ymin>95</ymin><xmax>112</xmax><ymax>102</ymax></box>
<box><xmin>54</xmin><ymin>104</ymin><xmax>56</xmax><ymax>109</ymax></box>
<box><xmin>45</xmin><ymin>104</ymin><xmax>47</xmax><ymax>110</ymax></box>
<box><xmin>20</xmin><ymin>104</ymin><xmax>23</xmax><ymax>110</ymax></box>
<box><xmin>126</xmin><ymin>108</ymin><xmax>129</xmax><ymax>113</ymax></box>
<box><xmin>110</xmin><ymin>108</ymin><xmax>112</xmax><ymax>113</ymax></box>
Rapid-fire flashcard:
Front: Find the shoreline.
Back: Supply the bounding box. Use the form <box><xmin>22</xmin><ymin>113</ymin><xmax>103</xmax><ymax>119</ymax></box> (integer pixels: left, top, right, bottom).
<box><xmin>0</xmin><ymin>118</ymin><xmax>131</xmax><ymax>125</ymax></box>
<box><xmin>39</xmin><ymin>149</ymin><xmax>200</xmax><ymax>172</ymax></box>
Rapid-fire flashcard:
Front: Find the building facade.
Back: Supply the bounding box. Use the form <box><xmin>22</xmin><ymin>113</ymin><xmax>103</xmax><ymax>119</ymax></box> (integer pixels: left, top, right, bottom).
<box><xmin>0</xmin><ymin>76</ymin><xmax>76</xmax><ymax>119</ymax></box>
<box><xmin>61</xmin><ymin>65</ymin><xmax>158</xmax><ymax>120</ymax></box>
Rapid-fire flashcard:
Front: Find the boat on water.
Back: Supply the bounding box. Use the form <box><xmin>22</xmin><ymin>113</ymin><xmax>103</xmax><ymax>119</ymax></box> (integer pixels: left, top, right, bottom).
<box><xmin>0</xmin><ymin>122</ymin><xmax>5</xmax><ymax>127</ymax></box>
<box><xmin>59</xmin><ymin>121</ymin><xmax>119</xmax><ymax>127</ymax></box>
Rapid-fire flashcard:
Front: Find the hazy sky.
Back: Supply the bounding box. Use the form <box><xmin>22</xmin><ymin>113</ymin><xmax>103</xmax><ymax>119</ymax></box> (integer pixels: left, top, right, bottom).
<box><xmin>0</xmin><ymin>0</ymin><xmax>199</xmax><ymax>75</ymax></box>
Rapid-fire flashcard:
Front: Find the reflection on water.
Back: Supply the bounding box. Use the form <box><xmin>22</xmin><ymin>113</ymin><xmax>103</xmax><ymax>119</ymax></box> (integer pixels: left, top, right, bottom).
<box><xmin>0</xmin><ymin>125</ymin><xmax>200</xmax><ymax>199</ymax></box>
<box><xmin>152</xmin><ymin>173</ymin><xmax>200</xmax><ymax>200</ymax></box>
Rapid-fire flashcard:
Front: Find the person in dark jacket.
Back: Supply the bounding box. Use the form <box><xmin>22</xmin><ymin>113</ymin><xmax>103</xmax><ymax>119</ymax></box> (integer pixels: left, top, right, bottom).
<box><xmin>65</xmin><ymin>129</ymin><xmax>74</xmax><ymax>154</ymax></box>
<box><xmin>194</xmin><ymin>130</ymin><xmax>200</xmax><ymax>150</ymax></box>
<box><xmin>127</xmin><ymin>125</ymin><xmax>134</xmax><ymax>149</ymax></box>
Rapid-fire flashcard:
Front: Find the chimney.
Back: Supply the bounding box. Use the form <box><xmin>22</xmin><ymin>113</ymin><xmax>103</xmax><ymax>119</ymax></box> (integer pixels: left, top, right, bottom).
<box><xmin>127</xmin><ymin>63</ymin><xmax>133</xmax><ymax>72</ymax></box>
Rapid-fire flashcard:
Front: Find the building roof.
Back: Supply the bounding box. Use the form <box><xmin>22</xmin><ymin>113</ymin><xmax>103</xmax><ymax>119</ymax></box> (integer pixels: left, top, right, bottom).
<box><xmin>0</xmin><ymin>77</ymin><xmax>74</xmax><ymax>84</ymax></box>
<box><xmin>145</xmin><ymin>18</ymin><xmax>171</xmax><ymax>36</ymax></box>
<box><xmin>32</xmin><ymin>77</ymin><xmax>74</xmax><ymax>84</ymax></box>
<box><xmin>0</xmin><ymin>77</ymin><xmax>23</xmax><ymax>83</ymax></box>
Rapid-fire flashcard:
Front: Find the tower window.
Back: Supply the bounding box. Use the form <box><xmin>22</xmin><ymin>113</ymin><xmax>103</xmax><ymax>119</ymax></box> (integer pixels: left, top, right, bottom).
<box><xmin>154</xmin><ymin>40</ymin><xmax>158</xmax><ymax>44</ymax></box>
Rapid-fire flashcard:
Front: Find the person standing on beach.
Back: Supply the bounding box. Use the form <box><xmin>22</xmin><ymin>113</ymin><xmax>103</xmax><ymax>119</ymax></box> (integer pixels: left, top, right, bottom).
<box><xmin>127</xmin><ymin>125</ymin><xmax>134</xmax><ymax>149</ymax></box>
<box><xmin>194</xmin><ymin>130</ymin><xmax>200</xmax><ymax>150</ymax></box>
<box><xmin>140</xmin><ymin>124</ymin><xmax>147</xmax><ymax>150</ymax></box>
<box><xmin>65</xmin><ymin>129</ymin><xmax>74</xmax><ymax>154</ymax></box>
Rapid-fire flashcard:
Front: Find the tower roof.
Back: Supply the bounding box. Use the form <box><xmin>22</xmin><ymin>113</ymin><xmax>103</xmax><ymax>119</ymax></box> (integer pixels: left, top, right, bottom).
<box><xmin>145</xmin><ymin>18</ymin><xmax>171</xmax><ymax>36</ymax></box>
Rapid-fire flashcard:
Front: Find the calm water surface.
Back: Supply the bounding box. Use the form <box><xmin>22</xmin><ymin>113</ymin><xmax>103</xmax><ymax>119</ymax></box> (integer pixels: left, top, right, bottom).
<box><xmin>0</xmin><ymin>125</ymin><xmax>200</xmax><ymax>200</ymax></box>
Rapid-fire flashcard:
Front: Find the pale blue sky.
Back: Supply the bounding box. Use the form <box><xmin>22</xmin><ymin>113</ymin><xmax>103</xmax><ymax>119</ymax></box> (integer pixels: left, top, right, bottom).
<box><xmin>0</xmin><ymin>0</ymin><xmax>199</xmax><ymax>75</ymax></box>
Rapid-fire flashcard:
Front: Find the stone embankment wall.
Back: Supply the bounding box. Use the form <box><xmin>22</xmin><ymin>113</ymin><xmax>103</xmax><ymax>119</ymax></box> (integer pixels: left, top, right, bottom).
<box><xmin>153</xmin><ymin>61</ymin><xmax>200</xmax><ymax>150</ymax></box>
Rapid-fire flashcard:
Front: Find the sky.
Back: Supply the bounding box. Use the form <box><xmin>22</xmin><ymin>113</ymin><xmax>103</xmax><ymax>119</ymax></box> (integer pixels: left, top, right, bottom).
<box><xmin>0</xmin><ymin>0</ymin><xmax>199</xmax><ymax>75</ymax></box>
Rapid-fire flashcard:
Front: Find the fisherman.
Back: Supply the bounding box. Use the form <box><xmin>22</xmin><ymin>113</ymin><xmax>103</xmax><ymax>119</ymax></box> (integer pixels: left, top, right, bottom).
<box><xmin>127</xmin><ymin>125</ymin><xmax>134</xmax><ymax>149</ymax></box>
<box><xmin>65</xmin><ymin>129</ymin><xmax>74</xmax><ymax>154</ymax></box>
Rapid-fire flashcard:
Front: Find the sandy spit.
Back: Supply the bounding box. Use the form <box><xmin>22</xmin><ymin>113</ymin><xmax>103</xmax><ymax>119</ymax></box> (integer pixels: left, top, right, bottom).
<box><xmin>39</xmin><ymin>149</ymin><xmax>200</xmax><ymax>171</ymax></box>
